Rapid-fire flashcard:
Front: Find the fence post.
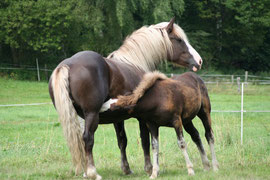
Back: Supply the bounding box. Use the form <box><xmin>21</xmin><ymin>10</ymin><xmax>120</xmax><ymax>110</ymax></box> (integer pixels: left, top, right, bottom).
<box><xmin>241</xmin><ymin>83</ymin><xmax>244</xmax><ymax>145</ymax></box>
<box><xmin>245</xmin><ymin>71</ymin><xmax>248</xmax><ymax>84</ymax></box>
<box><xmin>171</xmin><ymin>73</ymin><xmax>173</xmax><ymax>77</ymax></box>
<box><xmin>36</xmin><ymin>58</ymin><xmax>40</xmax><ymax>81</ymax></box>
<box><xmin>237</xmin><ymin>77</ymin><xmax>241</xmax><ymax>93</ymax></box>
<box><xmin>45</xmin><ymin>64</ymin><xmax>48</xmax><ymax>81</ymax></box>
<box><xmin>231</xmin><ymin>75</ymin><xmax>234</xmax><ymax>84</ymax></box>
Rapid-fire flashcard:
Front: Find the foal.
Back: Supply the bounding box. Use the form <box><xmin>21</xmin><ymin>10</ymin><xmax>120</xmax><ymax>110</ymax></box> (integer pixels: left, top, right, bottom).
<box><xmin>111</xmin><ymin>72</ymin><xmax>219</xmax><ymax>178</ymax></box>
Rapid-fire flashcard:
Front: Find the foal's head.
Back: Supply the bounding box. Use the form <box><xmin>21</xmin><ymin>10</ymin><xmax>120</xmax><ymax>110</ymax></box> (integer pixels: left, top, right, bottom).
<box><xmin>154</xmin><ymin>18</ymin><xmax>203</xmax><ymax>72</ymax></box>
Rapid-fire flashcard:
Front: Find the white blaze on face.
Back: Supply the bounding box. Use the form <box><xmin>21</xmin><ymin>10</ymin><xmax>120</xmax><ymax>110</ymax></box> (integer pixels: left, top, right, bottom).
<box><xmin>185</xmin><ymin>40</ymin><xmax>202</xmax><ymax>68</ymax></box>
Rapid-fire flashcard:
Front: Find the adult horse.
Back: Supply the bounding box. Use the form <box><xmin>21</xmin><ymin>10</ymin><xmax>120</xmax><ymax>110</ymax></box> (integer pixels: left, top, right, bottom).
<box><xmin>111</xmin><ymin>71</ymin><xmax>219</xmax><ymax>178</ymax></box>
<box><xmin>49</xmin><ymin>18</ymin><xmax>202</xmax><ymax>179</ymax></box>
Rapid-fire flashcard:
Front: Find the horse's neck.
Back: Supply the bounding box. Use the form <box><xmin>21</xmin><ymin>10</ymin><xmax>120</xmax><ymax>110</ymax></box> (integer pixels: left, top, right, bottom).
<box><xmin>105</xmin><ymin>59</ymin><xmax>145</xmax><ymax>98</ymax></box>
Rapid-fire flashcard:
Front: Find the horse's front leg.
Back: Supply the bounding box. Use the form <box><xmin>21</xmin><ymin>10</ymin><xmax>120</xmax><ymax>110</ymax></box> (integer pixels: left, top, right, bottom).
<box><xmin>139</xmin><ymin>121</ymin><xmax>153</xmax><ymax>175</ymax></box>
<box><xmin>83</xmin><ymin>112</ymin><xmax>102</xmax><ymax>180</ymax></box>
<box><xmin>114</xmin><ymin>121</ymin><xmax>132</xmax><ymax>175</ymax></box>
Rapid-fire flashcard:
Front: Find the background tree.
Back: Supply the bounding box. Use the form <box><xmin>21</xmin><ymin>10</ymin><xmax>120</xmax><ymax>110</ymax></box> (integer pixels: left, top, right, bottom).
<box><xmin>0</xmin><ymin>0</ymin><xmax>269</xmax><ymax>76</ymax></box>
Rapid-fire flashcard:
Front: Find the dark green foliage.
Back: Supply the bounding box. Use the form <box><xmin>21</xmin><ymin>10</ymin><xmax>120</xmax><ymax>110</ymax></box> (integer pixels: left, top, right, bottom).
<box><xmin>182</xmin><ymin>0</ymin><xmax>270</xmax><ymax>73</ymax></box>
<box><xmin>0</xmin><ymin>0</ymin><xmax>269</xmax><ymax>80</ymax></box>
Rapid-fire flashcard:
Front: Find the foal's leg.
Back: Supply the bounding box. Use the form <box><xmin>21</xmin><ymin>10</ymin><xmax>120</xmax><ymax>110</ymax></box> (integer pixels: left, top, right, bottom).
<box><xmin>198</xmin><ymin>112</ymin><xmax>219</xmax><ymax>171</ymax></box>
<box><xmin>139</xmin><ymin>121</ymin><xmax>153</xmax><ymax>175</ymax></box>
<box><xmin>174</xmin><ymin>119</ymin><xmax>195</xmax><ymax>175</ymax></box>
<box><xmin>147</xmin><ymin>124</ymin><xmax>159</xmax><ymax>179</ymax></box>
<box><xmin>184</xmin><ymin>122</ymin><xmax>210</xmax><ymax>170</ymax></box>
<box><xmin>114</xmin><ymin>122</ymin><xmax>132</xmax><ymax>174</ymax></box>
<box><xmin>83</xmin><ymin>112</ymin><xmax>102</xmax><ymax>180</ymax></box>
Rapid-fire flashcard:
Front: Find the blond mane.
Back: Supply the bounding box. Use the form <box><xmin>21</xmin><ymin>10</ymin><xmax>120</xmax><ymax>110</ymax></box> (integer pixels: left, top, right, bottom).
<box><xmin>107</xmin><ymin>22</ymin><xmax>188</xmax><ymax>72</ymax></box>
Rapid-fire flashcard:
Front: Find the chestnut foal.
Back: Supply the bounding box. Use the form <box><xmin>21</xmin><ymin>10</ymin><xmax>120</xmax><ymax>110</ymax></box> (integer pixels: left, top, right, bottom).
<box><xmin>111</xmin><ymin>71</ymin><xmax>219</xmax><ymax>178</ymax></box>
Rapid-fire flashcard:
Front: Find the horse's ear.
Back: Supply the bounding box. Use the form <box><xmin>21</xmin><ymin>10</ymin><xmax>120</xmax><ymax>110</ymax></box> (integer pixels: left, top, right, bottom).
<box><xmin>166</xmin><ymin>17</ymin><xmax>175</xmax><ymax>34</ymax></box>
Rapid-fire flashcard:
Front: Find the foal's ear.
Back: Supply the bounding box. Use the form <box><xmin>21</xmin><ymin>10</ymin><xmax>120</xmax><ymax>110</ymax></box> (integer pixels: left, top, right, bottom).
<box><xmin>166</xmin><ymin>17</ymin><xmax>175</xmax><ymax>34</ymax></box>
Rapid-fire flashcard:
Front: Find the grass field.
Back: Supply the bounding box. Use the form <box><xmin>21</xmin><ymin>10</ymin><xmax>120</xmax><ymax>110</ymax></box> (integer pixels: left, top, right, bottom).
<box><xmin>0</xmin><ymin>77</ymin><xmax>270</xmax><ymax>180</ymax></box>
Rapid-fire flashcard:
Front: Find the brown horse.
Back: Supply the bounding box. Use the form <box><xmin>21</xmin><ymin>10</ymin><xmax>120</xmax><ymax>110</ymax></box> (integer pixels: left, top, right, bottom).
<box><xmin>111</xmin><ymin>72</ymin><xmax>219</xmax><ymax>178</ymax></box>
<box><xmin>49</xmin><ymin>18</ymin><xmax>203</xmax><ymax>179</ymax></box>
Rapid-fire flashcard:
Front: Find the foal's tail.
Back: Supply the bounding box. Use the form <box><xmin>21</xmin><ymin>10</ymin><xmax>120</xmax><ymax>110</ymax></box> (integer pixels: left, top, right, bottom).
<box><xmin>114</xmin><ymin>71</ymin><xmax>167</xmax><ymax>108</ymax></box>
<box><xmin>51</xmin><ymin>64</ymin><xmax>86</xmax><ymax>174</ymax></box>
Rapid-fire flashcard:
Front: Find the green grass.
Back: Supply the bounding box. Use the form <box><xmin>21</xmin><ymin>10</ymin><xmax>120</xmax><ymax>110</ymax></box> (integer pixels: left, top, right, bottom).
<box><xmin>0</xmin><ymin>78</ymin><xmax>270</xmax><ymax>179</ymax></box>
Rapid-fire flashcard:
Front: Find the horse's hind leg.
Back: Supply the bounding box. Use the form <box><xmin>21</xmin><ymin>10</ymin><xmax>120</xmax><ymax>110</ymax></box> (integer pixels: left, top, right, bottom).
<box><xmin>114</xmin><ymin>122</ymin><xmax>132</xmax><ymax>175</ymax></box>
<box><xmin>147</xmin><ymin>123</ymin><xmax>159</xmax><ymax>179</ymax></box>
<box><xmin>184</xmin><ymin>122</ymin><xmax>210</xmax><ymax>170</ymax></box>
<box><xmin>83</xmin><ymin>112</ymin><xmax>102</xmax><ymax>180</ymax></box>
<box><xmin>174</xmin><ymin>117</ymin><xmax>195</xmax><ymax>175</ymax></box>
<box><xmin>197</xmin><ymin>110</ymin><xmax>219</xmax><ymax>171</ymax></box>
<box><xmin>139</xmin><ymin>121</ymin><xmax>153</xmax><ymax>175</ymax></box>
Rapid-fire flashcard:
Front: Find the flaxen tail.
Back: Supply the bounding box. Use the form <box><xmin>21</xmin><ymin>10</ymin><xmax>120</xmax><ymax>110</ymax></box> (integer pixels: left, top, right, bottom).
<box><xmin>51</xmin><ymin>64</ymin><xmax>86</xmax><ymax>174</ymax></box>
<box><xmin>116</xmin><ymin>71</ymin><xmax>167</xmax><ymax>107</ymax></box>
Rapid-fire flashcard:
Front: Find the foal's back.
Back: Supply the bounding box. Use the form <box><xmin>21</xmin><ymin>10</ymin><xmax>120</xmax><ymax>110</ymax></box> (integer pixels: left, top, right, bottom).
<box><xmin>134</xmin><ymin>72</ymin><xmax>210</xmax><ymax>125</ymax></box>
<box><xmin>172</xmin><ymin>72</ymin><xmax>211</xmax><ymax>120</ymax></box>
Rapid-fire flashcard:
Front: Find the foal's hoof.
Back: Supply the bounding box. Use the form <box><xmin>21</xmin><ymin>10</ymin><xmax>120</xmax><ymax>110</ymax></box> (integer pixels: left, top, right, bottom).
<box><xmin>144</xmin><ymin>164</ymin><xmax>153</xmax><ymax>175</ymax></box>
<box><xmin>150</xmin><ymin>174</ymin><xmax>158</xmax><ymax>179</ymax></box>
<box><xmin>213</xmin><ymin>161</ymin><xmax>219</xmax><ymax>172</ymax></box>
<box><xmin>188</xmin><ymin>169</ymin><xmax>195</xmax><ymax>176</ymax></box>
<box><xmin>203</xmin><ymin>162</ymin><xmax>211</xmax><ymax>171</ymax></box>
<box><xmin>213</xmin><ymin>165</ymin><xmax>219</xmax><ymax>172</ymax></box>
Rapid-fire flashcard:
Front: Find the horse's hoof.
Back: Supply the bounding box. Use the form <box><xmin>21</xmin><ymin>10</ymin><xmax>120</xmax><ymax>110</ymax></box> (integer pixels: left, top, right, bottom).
<box><xmin>96</xmin><ymin>174</ymin><xmax>102</xmax><ymax>180</ymax></box>
<box><xmin>84</xmin><ymin>169</ymin><xmax>102</xmax><ymax>180</ymax></box>
<box><xmin>123</xmin><ymin>169</ymin><xmax>133</xmax><ymax>175</ymax></box>
<box><xmin>121</xmin><ymin>162</ymin><xmax>133</xmax><ymax>175</ymax></box>
<box><xmin>83</xmin><ymin>172</ymin><xmax>102</xmax><ymax>180</ymax></box>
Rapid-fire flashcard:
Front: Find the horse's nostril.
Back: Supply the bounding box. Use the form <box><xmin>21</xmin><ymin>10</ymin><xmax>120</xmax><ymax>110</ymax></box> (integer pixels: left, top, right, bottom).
<box><xmin>199</xmin><ymin>59</ymin><xmax>202</xmax><ymax>65</ymax></box>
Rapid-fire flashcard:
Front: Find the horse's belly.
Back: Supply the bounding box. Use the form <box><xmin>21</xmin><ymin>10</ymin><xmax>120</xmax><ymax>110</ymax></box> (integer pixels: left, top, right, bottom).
<box><xmin>99</xmin><ymin>110</ymin><xmax>131</xmax><ymax>124</ymax></box>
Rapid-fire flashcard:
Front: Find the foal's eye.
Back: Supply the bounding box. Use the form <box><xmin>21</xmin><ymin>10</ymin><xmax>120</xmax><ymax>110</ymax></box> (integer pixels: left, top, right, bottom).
<box><xmin>177</xmin><ymin>38</ymin><xmax>182</xmax><ymax>42</ymax></box>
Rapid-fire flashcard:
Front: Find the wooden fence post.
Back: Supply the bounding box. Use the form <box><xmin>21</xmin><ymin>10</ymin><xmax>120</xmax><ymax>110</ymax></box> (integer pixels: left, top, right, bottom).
<box><xmin>237</xmin><ymin>77</ymin><xmax>241</xmax><ymax>93</ymax></box>
<box><xmin>45</xmin><ymin>64</ymin><xmax>48</xmax><ymax>81</ymax></box>
<box><xmin>245</xmin><ymin>71</ymin><xmax>248</xmax><ymax>84</ymax></box>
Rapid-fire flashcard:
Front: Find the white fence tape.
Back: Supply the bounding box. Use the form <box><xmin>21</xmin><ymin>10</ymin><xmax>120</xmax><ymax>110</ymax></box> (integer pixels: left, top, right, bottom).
<box><xmin>0</xmin><ymin>102</ymin><xmax>52</xmax><ymax>107</ymax></box>
<box><xmin>0</xmin><ymin>102</ymin><xmax>270</xmax><ymax>113</ymax></box>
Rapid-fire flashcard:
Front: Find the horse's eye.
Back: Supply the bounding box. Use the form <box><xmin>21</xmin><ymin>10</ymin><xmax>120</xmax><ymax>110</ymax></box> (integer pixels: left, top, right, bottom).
<box><xmin>177</xmin><ymin>38</ymin><xmax>182</xmax><ymax>42</ymax></box>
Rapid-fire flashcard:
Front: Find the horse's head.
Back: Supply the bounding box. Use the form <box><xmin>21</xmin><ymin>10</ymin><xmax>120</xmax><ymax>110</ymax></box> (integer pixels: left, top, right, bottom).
<box><xmin>162</xmin><ymin>18</ymin><xmax>203</xmax><ymax>72</ymax></box>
